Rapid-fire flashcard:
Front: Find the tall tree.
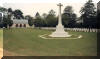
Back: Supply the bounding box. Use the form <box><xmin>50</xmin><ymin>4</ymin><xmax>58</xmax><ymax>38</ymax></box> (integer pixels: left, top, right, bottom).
<box><xmin>0</xmin><ymin>7</ymin><xmax>7</xmax><ymax>23</ymax></box>
<box><xmin>3</xmin><ymin>14</ymin><xmax>13</xmax><ymax>28</ymax></box>
<box><xmin>80</xmin><ymin>0</ymin><xmax>97</xmax><ymax>28</ymax></box>
<box><xmin>62</xmin><ymin>6</ymin><xmax>77</xmax><ymax>28</ymax></box>
<box><xmin>0</xmin><ymin>7</ymin><xmax>7</xmax><ymax>12</ymax></box>
<box><xmin>42</xmin><ymin>13</ymin><xmax>47</xmax><ymax>19</ymax></box>
<box><xmin>35</xmin><ymin>12</ymin><xmax>41</xmax><ymax>18</ymax></box>
<box><xmin>25</xmin><ymin>15</ymin><xmax>34</xmax><ymax>26</ymax></box>
<box><xmin>0</xmin><ymin>7</ymin><xmax>6</xmax><ymax>28</ymax></box>
<box><xmin>13</xmin><ymin>9</ymin><xmax>24</xmax><ymax>19</ymax></box>
<box><xmin>63</xmin><ymin>6</ymin><xmax>73</xmax><ymax>14</ymax></box>
<box><xmin>46</xmin><ymin>10</ymin><xmax>57</xmax><ymax>27</ymax></box>
<box><xmin>8</xmin><ymin>8</ymin><xmax>13</xmax><ymax>13</ymax></box>
<box><xmin>41</xmin><ymin>13</ymin><xmax>48</xmax><ymax>27</ymax></box>
<box><xmin>97</xmin><ymin>1</ymin><xmax>100</xmax><ymax>28</ymax></box>
<box><xmin>48</xmin><ymin>9</ymin><xmax>56</xmax><ymax>16</ymax></box>
<box><xmin>34</xmin><ymin>12</ymin><xmax>44</xmax><ymax>27</ymax></box>
<box><xmin>0</xmin><ymin>12</ymin><xmax>3</xmax><ymax>28</ymax></box>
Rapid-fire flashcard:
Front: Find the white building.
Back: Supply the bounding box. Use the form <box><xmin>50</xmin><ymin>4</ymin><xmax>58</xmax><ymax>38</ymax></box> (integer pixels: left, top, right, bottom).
<box><xmin>11</xmin><ymin>16</ymin><xmax>30</xmax><ymax>28</ymax></box>
<box><xmin>0</xmin><ymin>12</ymin><xmax>3</xmax><ymax>21</ymax></box>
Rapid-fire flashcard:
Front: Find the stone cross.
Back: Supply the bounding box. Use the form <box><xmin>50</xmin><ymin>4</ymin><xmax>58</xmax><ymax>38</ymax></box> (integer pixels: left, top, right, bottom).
<box><xmin>49</xmin><ymin>3</ymin><xmax>71</xmax><ymax>37</ymax></box>
<box><xmin>57</xmin><ymin>3</ymin><xmax>63</xmax><ymax>25</ymax></box>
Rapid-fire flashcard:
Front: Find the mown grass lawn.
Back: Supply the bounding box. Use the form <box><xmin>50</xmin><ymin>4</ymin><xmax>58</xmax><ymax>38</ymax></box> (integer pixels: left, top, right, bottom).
<box><xmin>3</xmin><ymin>28</ymin><xmax>97</xmax><ymax>56</ymax></box>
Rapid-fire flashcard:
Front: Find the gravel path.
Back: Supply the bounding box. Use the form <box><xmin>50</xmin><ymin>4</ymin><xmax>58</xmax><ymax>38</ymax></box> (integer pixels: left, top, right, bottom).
<box><xmin>0</xmin><ymin>48</ymin><xmax>3</xmax><ymax>59</ymax></box>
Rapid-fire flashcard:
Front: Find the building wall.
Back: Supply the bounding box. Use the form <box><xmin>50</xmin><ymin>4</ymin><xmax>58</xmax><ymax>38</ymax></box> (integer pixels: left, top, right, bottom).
<box><xmin>11</xmin><ymin>23</ymin><xmax>30</xmax><ymax>28</ymax></box>
<box><xmin>11</xmin><ymin>18</ymin><xmax>31</xmax><ymax>28</ymax></box>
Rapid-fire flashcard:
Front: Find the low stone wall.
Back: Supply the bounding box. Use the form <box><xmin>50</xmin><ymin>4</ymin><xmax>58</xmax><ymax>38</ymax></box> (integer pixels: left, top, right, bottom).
<box><xmin>40</xmin><ymin>27</ymin><xmax>98</xmax><ymax>32</ymax></box>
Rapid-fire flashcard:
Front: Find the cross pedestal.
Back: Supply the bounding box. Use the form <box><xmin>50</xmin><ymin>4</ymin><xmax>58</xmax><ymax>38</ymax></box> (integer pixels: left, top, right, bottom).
<box><xmin>49</xmin><ymin>3</ymin><xmax>71</xmax><ymax>37</ymax></box>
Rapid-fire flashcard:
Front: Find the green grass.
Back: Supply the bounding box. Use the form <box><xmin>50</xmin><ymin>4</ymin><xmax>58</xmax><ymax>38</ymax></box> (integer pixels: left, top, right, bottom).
<box><xmin>3</xmin><ymin>28</ymin><xmax>97</xmax><ymax>56</ymax></box>
<box><xmin>0</xmin><ymin>29</ymin><xmax>3</xmax><ymax>48</ymax></box>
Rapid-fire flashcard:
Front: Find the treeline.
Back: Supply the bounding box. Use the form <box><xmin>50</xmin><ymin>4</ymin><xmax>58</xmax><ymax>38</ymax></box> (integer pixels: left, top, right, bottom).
<box><xmin>0</xmin><ymin>0</ymin><xmax>98</xmax><ymax>28</ymax></box>
<box><xmin>0</xmin><ymin>7</ymin><xmax>13</xmax><ymax>28</ymax></box>
<box><xmin>34</xmin><ymin>0</ymin><xmax>97</xmax><ymax>28</ymax></box>
<box><xmin>97</xmin><ymin>1</ymin><xmax>100</xmax><ymax>29</ymax></box>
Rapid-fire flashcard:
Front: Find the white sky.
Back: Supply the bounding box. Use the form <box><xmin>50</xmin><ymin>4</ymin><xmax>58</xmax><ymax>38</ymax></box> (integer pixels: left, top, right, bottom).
<box><xmin>0</xmin><ymin>0</ymin><xmax>99</xmax><ymax>3</ymax></box>
<box><xmin>0</xmin><ymin>0</ymin><xmax>99</xmax><ymax>17</ymax></box>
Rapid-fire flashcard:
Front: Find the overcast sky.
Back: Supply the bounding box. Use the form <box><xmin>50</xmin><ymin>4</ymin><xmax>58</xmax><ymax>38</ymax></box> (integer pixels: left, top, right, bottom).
<box><xmin>0</xmin><ymin>0</ymin><xmax>99</xmax><ymax>3</ymax></box>
<box><xmin>0</xmin><ymin>0</ymin><xmax>99</xmax><ymax>17</ymax></box>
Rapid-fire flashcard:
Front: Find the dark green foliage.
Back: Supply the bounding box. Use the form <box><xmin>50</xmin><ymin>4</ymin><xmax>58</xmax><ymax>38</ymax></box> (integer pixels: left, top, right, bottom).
<box><xmin>8</xmin><ymin>8</ymin><xmax>13</xmax><ymax>13</ymax></box>
<box><xmin>3</xmin><ymin>15</ymin><xmax>13</xmax><ymax>28</ymax></box>
<box><xmin>13</xmin><ymin>9</ymin><xmax>24</xmax><ymax>19</ymax></box>
<box><xmin>0</xmin><ymin>7</ymin><xmax>13</xmax><ymax>28</ymax></box>
<box><xmin>0</xmin><ymin>7</ymin><xmax>7</xmax><ymax>28</ymax></box>
<box><xmin>45</xmin><ymin>14</ymin><xmax>57</xmax><ymax>27</ymax></box>
<box><xmin>97</xmin><ymin>2</ymin><xmax>100</xmax><ymax>29</ymax></box>
<box><xmin>34</xmin><ymin>17</ymin><xmax>44</xmax><ymax>27</ymax></box>
<box><xmin>0</xmin><ymin>7</ymin><xmax>7</xmax><ymax>12</ymax></box>
<box><xmin>34</xmin><ymin>12</ymin><xmax>44</xmax><ymax>27</ymax></box>
<box><xmin>34</xmin><ymin>10</ymin><xmax>57</xmax><ymax>27</ymax></box>
<box><xmin>62</xmin><ymin>6</ymin><xmax>77</xmax><ymax>28</ymax></box>
<box><xmin>80</xmin><ymin>0</ymin><xmax>97</xmax><ymax>28</ymax></box>
<box><xmin>25</xmin><ymin>15</ymin><xmax>34</xmax><ymax>26</ymax></box>
<box><xmin>0</xmin><ymin>13</ymin><xmax>3</xmax><ymax>28</ymax></box>
<box><xmin>45</xmin><ymin>10</ymin><xmax>57</xmax><ymax>27</ymax></box>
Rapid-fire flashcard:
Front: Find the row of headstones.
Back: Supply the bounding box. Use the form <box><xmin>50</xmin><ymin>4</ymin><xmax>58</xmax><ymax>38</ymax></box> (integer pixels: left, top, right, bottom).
<box><xmin>65</xmin><ymin>28</ymin><xmax>98</xmax><ymax>32</ymax></box>
<box><xmin>39</xmin><ymin>27</ymin><xmax>99</xmax><ymax>32</ymax></box>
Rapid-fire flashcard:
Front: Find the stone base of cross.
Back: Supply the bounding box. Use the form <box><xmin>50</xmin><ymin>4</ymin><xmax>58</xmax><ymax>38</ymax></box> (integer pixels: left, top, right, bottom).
<box><xmin>50</xmin><ymin>24</ymin><xmax>71</xmax><ymax>37</ymax></box>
